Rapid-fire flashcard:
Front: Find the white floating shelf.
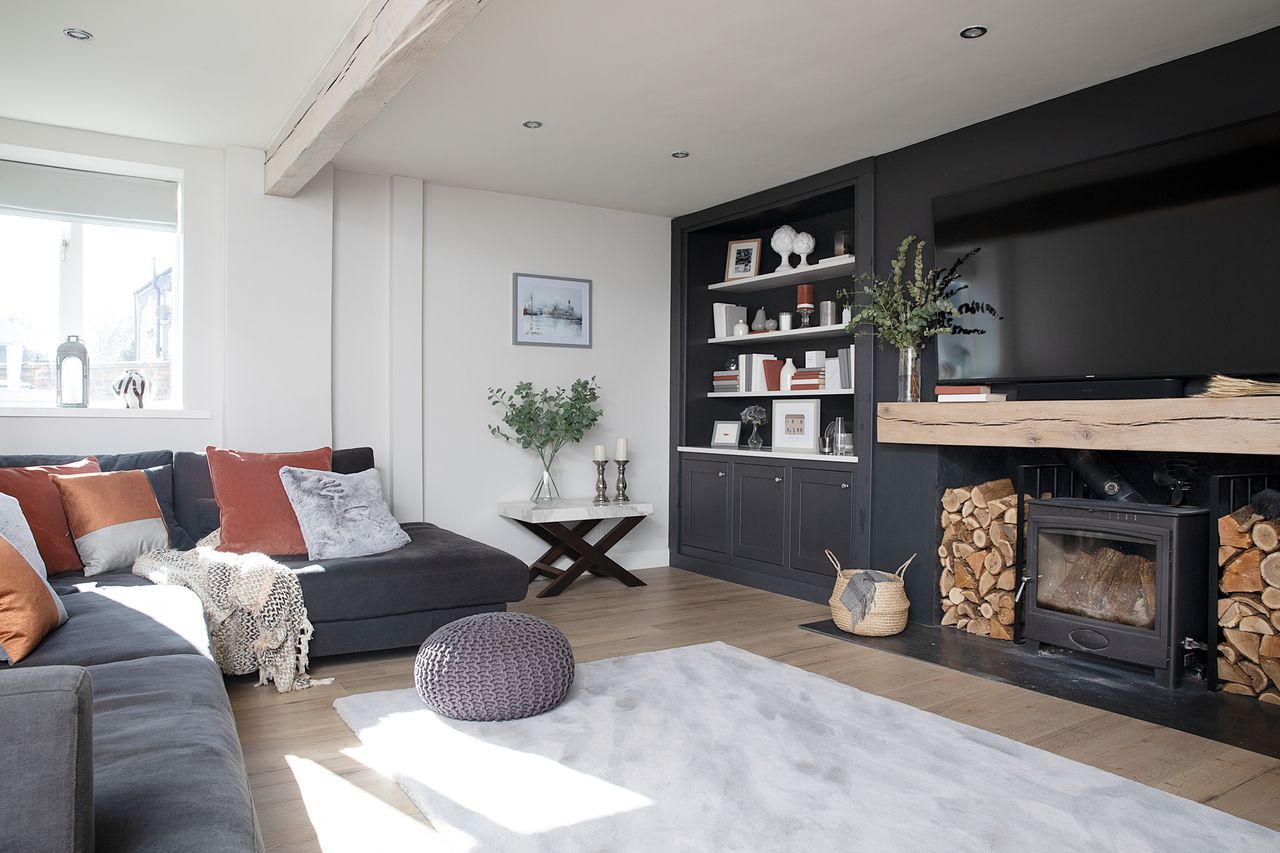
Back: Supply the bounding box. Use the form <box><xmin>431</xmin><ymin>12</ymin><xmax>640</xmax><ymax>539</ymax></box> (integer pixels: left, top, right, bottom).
<box><xmin>706</xmin><ymin>389</ymin><xmax>854</xmax><ymax>398</ymax></box>
<box><xmin>678</xmin><ymin>446</ymin><xmax>858</xmax><ymax>464</ymax></box>
<box><xmin>707</xmin><ymin>323</ymin><xmax>850</xmax><ymax>345</ymax></box>
<box><xmin>708</xmin><ymin>255</ymin><xmax>857</xmax><ymax>293</ymax></box>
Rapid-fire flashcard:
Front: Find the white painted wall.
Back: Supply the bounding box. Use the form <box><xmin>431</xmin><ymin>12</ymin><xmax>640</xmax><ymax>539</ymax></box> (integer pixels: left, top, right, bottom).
<box><xmin>0</xmin><ymin>123</ymin><xmax>335</xmax><ymax>455</ymax></box>
<box><xmin>223</xmin><ymin>146</ymin><xmax>333</xmax><ymax>451</ymax></box>
<box><xmin>420</xmin><ymin>185</ymin><xmax>671</xmax><ymax>568</ymax></box>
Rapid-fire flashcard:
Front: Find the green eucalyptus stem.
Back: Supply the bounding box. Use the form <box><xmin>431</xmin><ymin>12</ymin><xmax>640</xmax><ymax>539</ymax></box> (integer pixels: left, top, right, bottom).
<box><xmin>489</xmin><ymin>377</ymin><xmax>603</xmax><ymax>502</ymax></box>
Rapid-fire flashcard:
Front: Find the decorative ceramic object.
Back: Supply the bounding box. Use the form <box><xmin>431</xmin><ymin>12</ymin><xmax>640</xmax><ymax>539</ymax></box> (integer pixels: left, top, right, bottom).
<box><xmin>732</xmin><ymin>319</ymin><xmax>750</xmax><ymax>337</ymax></box>
<box><xmin>111</xmin><ymin>369</ymin><xmax>151</xmax><ymax>409</ymax></box>
<box><xmin>764</xmin><ymin>318</ymin><xmax>778</xmax><ymax>332</ymax></box>
<box><xmin>771</xmin><ymin>225</ymin><xmax>797</xmax><ymax>272</ymax></box>
<box><xmin>751</xmin><ymin>308</ymin><xmax>768</xmax><ymax>332</ymax></box>
<box><xmin>794</xmin><ymin>231</ymin><xmax>816</xmax><ymax>267</ymax></box>
<box><xmin>780</xmin><ymin>357</ymin><xmax>798</xmax><ymax>392</ymax></box>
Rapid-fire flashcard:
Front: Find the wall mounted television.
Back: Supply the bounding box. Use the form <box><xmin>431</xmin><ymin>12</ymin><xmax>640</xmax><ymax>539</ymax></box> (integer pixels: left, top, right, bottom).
<box><xmin>933</xmin><ymin>112</ymin><xmax>1280</xmax><ymax>386</ymax></box>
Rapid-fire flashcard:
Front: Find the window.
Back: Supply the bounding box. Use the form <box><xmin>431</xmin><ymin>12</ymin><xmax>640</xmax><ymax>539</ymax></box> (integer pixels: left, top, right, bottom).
<box><xmin>0</xmin><ymin>159</ymin><xmax>180</xmax><ymax>407</ymax></box>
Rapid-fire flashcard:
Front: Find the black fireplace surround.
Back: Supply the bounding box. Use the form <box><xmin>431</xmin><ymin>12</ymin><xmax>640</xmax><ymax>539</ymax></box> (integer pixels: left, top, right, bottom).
<box><xmin>1023</xmin><ymin>498</ymin><xmax>1209</xmax><ymax>687</ymax></box>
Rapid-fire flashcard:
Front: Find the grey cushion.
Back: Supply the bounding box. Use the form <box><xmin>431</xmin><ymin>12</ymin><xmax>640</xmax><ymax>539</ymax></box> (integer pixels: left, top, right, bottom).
<box><xmin>0</xmin><ymin>665</ymin><xmax>94</xmax><ymax>853</ymax></box>
<box><xmin>279</xmin><ymin>466</ymin><xmax>410</xmax><ymax>559</ymax></box>
<box><xmin>279</xmin><ymin>522</ymin><xmax>529</xmax><ymax>622</ymax></box>
<box><xmin>414</xmin><ymin>612</ymin><xmax>575</xmax><ymax>721</ymax></box>
<box><xmin>89</xmin><ymin>654</ymin><xmax>261</xmax><ymax>853</ymax></box>
<box><xmin>13</xmin><ymin>584</ymin><xmax>211</xmax><ymax>668</ymax></box>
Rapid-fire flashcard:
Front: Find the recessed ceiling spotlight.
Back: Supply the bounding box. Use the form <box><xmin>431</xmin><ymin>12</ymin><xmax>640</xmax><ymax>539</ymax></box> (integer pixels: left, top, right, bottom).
<box><xmin>62</xmin><ymin>27</ymin><xmax>94</xmax><ymax>41</ymax></box>
<box><xmin>959</xmin><ymin>25</ymin><xmax>988</xmax><ymax>39</ymax></box>
<box><xmin>522</xmin><ymin>120</ymin><xmax>543</xmax><ymax>129</ymax></box>
<box><xmin>671</xmin><ymin>150</ymin><xmax>690</xmax><ymax>159</ymax></box>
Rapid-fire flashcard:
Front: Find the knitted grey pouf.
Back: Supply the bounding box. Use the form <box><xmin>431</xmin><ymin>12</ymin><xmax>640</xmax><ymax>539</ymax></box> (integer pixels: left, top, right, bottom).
<box><xmin>414</xmin><ymin>612</ymin><xmax>575</xmax><ymax>721</ymax></box>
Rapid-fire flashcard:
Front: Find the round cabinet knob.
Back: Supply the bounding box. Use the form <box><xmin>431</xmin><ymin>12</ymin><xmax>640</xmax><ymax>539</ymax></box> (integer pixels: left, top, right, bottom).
<box><xmin>841</xmin><ymin>483</ymin><xmax>850</xmax><ymax>490</ymax></box>
<box><xmin>717</xmin><ymin>471</ymin><xmax>726</xmax><ymax>478</ymax></box>
<box><xmin>774</xmin><ymin>476</ymin><xmax>784</xmax><ymax>483</ymax></box>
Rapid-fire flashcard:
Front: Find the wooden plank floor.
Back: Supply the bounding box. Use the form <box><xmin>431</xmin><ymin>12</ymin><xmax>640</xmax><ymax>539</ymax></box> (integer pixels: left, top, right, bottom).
<box><xmin>228</xmin><ymin>567</ymin><xmax>1280</xmax><ymax>851</ymax></box>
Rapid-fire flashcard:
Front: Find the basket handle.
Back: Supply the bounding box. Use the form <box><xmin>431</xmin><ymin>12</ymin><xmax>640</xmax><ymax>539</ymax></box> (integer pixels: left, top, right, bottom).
<box><xmin>825</xmin><ymin>549</ymin><xmax>844</xmax><ymax>572</ymax></box>
<box><xmin>894</xmin><ymin>553</ymin><xmax>917</xmax><ymax>578</ymax></box>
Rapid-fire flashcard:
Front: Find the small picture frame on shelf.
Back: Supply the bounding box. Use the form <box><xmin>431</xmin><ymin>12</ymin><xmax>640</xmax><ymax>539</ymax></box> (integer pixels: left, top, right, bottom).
<box><xmin>710</xmin><ymin>420</ymin><xmax>742</xmax><ymax>447</ymax></box>
<box><xmin>724</xmin><ymin>238</ymin><xmax>762</xmax><ymax>281</ymax></box>
<box><xmin>771</xmin><ymin>399</ymin><xmax>821</xmax><ymax>453</ymax></box>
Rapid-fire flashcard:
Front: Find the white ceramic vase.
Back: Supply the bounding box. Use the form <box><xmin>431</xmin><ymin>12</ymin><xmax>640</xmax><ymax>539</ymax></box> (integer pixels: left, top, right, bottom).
<box><xmin>780</xmin><ymin>357</ymin><xmax>797</xmax><ymax>392</ymax></box>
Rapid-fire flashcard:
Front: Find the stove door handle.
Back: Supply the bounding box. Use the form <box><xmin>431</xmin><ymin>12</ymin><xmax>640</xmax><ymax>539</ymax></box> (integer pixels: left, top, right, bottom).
<box><xmin>1014</xmin><ymin>577</ymin><xmax>1028</xmax><ymax>603</ymax></box>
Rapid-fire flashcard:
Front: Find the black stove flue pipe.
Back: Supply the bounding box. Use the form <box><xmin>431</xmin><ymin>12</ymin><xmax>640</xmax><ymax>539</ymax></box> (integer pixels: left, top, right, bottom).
<box><xmin>1061</xmin><ymin>450</ymin><xmax>1147</xmax><ymax>503</ymax></box>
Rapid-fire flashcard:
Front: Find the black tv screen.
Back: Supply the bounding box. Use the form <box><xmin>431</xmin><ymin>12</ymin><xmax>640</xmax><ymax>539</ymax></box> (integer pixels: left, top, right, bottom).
<box><xmin>934</xmin><ymin>114</ymin><xmax>1280</xmax><ymax>384</ymax></box>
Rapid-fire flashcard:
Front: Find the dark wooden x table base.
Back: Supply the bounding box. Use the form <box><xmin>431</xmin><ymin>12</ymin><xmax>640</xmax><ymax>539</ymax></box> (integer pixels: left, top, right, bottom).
<box><xmin>518</xmin><ymin>517</ymin><xmax>648</xmax><ymax>597</ymax></box>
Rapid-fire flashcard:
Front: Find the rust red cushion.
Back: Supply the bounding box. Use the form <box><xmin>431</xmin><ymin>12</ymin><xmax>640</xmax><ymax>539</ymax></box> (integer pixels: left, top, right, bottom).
<box><xmin>206</xmin><ymin>447</ymin><xmax>332</xmax><ymax>556</ymax></box>
<box><xmin>0</xmin><ymin>458</ymin><xmax>101</xmax><ymax>574</ymax></box>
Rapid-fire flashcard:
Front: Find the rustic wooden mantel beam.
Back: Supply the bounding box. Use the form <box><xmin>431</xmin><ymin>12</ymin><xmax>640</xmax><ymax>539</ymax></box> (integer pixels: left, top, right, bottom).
<box><xmin>877</xmin><ymin>397</ymin><xmax>1280</xmax><ymax>456</ymax></box>
<box><xmin>264</xmin><ymin>0</ymin><xmax>485</xmax><ymax>197</ymax></box>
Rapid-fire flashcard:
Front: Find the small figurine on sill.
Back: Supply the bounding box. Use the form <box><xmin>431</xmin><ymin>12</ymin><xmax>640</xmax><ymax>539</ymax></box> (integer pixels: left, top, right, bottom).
<box><xmin>112</xmin><ymin>369</ymin><xmax>151</xmax><ymax>409</ymax></box>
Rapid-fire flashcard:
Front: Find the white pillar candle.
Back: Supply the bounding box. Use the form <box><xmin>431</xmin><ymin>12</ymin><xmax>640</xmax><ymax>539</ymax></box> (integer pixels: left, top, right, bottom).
<box><xmin>616</xmin><ymin>438</ymin><xmax>629</xmax><ymax>461</ymax></box>
<box><xmin>593</xmin><ymin>444</ymin><xmax>607</xmax><ymax>461</ymax></box>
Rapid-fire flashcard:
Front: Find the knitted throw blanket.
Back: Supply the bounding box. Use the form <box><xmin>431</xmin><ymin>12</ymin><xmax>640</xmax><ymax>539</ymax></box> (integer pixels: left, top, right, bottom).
<box><xmin>133</xmin><ymin>530</ymin><xmax>318</xmax><ymax>692</ymax></box>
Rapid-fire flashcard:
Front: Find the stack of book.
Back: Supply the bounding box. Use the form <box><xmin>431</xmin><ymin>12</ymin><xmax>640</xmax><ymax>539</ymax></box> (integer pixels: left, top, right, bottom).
<box><xmin>712</xmin><ymin>369</ymin><xmax>740</xmax><ymax>393</ymax></box>
<box><xmin>936</xmin><ymin>384</ymin><xmax>1006</xmax><ymax>402</ymax></box>
<box><xmin>790</xmin><ymin>367</ymin><xmax>826</xmax><ymax>391</ymax></box>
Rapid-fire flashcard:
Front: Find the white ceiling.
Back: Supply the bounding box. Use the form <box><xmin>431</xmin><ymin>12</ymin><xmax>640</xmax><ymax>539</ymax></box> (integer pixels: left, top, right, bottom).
<box><xmin>0</xmin><ymin>0</ymin><xmax>366</xmax><ymax>149</ymax></box>
<box><xmin>1</xmin><ymin>1</ymin><xmax>1276</xmax><ymax>217</ymax></box>
<box><xmin>334</xmin><ymin>0</ymin><xmax>1280</xmax><ymax>216</ymax></box>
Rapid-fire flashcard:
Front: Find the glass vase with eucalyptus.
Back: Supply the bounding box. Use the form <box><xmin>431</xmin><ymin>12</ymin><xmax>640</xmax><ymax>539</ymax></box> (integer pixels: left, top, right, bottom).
<box><xmin>741</xmin><ymin>405</ymin><xmax>767</xmax><ymax>451</ymax></box>
<box><xmin>837</xmin><ymin>235</ymin><xmax>997</xmax><ymax>402</ymax></box>
<box><xmin>488</xmin><ymin>378</ymin><xmax>604</xmax><ymax>502</ymax></box>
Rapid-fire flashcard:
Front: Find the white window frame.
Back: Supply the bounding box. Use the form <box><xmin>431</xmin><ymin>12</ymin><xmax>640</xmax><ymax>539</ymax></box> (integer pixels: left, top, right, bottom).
<box><xmin>0</xmin><ymin>149</ymin><xmax>187</xmax><ymax>413</ymax></box>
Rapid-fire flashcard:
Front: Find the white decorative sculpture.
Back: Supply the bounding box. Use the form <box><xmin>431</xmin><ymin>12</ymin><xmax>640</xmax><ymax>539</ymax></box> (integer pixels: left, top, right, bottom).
<box><xmin>770</xmin><ymin>225</ymin><xmax>797</xmax><ymax>272</ymax></box>
<box><xmin>112</xmin><ymin>369</ymin><xmax>151</xmax><ymax>409</ymax></box>
<box><xmin>793</xmin><ymin>231</ymin><xmax>816</xmax><ymax>267</ymax></box>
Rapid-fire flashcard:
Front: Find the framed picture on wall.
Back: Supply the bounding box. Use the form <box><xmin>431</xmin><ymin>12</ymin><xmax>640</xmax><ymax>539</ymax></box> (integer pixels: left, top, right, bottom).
<box><xmin>724</xmin><ymin>238</ymin><xmax>762</xmax><ymax>281</ymax></box>
<box><xmin>513</xmin><ymin>273</ymin><xmax>592</xmax><ymax>348</ymax></box>
<box><xmin>710</xmin><ymin>420</ymin><xmax>742</xmax><ymax>447</ymax></box>
<box><xmin>771</xmin><ymin>398</ymin><xmax>821</xmax><ymax>453</ymax></box>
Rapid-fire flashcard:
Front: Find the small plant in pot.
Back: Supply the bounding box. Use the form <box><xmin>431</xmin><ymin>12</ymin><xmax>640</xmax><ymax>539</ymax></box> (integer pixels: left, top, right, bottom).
<box><xmin>488</xmin><ymin>377</ymin><xmax>603</xmax><ymax>501</ymax></box>
<box><xmin>837</xmin><ymin>235</ymin><xmax>998</xmax><ymax>402</ymax></box>
<box><xmin>741</xmin><ymin>405</ymin><xmax>767</xmax><ymax>450</ymax></box>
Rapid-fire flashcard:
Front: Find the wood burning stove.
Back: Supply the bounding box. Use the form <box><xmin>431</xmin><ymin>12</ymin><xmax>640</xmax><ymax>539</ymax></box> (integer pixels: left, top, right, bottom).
<box><xmin>1023</xmin><ymin>498</ymin><xmax>1209</xmax><ymax>687</ymax></box>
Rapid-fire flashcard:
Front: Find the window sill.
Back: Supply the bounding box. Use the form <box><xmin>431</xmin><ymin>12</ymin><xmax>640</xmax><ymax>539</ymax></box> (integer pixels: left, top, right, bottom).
<box><xmin>0</xmin><ymin>407</ymin><xmax>211</xmax><ymax>420</ymax></box>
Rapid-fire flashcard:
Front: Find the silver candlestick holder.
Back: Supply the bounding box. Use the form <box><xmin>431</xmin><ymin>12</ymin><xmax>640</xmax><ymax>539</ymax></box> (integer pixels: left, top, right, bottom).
<box><xmin>614</xmin><ymin>460</ymin><xmax>629</xmax><ymax>503</ymax></box>
<box><xmin>593</xmin><ymin>460</ymin><xmax>610</xmax><ymax>505</ymax></box>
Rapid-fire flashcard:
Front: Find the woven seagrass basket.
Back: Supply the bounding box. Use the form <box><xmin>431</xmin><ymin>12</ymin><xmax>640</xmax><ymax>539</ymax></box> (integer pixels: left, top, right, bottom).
<box><xmin>827</xmin><ymin>550</ymin><xmax>915</xmax><ymax>637</ymax></box>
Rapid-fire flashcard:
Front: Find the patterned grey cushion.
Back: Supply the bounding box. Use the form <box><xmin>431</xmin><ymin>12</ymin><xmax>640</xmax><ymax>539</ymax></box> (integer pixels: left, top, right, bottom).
<box><xmin>414</xmin><ymin>612</ymin><xmax>574</xmax><ymax>721</ymax></box>
<box><xmin>278</xmin><ymin>466</ymin><xmax>410</xmax><ymax>560</ymax></box>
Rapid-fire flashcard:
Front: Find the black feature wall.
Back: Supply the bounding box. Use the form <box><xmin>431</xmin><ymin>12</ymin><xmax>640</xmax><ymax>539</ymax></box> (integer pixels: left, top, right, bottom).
<box><xmin>867</xmin><ymin>28</ymin><xmax>1280</xmax><ymax>623</ymax></box>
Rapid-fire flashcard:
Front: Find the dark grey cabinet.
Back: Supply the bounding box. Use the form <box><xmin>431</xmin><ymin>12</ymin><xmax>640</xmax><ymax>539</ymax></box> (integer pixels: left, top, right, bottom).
<box><xmin>680</xmin><ymin>458</ymin><xmax>731</xmax><ymax>555</ymax></box>
<box><xmin>789</xmin><ymin>466</ymin><xmax>854</xmax><ymax>577</ymax></box>
<box><xmin>676</xmin><ymin>453</ymin><xmax>860</xmax><ymax>602</ymax></box>
<box><xmin>731</xmin><ymin>462</ymin><xmax>788</xmax><ymax>566</ymax></box>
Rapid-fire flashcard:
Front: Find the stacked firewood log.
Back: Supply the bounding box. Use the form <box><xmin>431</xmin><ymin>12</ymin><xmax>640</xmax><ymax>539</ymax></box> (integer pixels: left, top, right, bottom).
<box><xmin>1216</xmin><ymin>506</ymin><xmax>1280</xmax><ymax>703</ymax></box>
<box><xmin>937</xmin><ymin>478</ymin><xmax>1019</xmax><ymax>641</ymax></box>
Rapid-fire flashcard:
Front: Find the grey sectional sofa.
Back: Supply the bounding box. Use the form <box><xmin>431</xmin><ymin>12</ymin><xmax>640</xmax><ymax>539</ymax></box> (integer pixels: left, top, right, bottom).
<box><xmin>0</xmin><ymin>447</ymin><xmax>530</xmax><ymax>852</ymax></box>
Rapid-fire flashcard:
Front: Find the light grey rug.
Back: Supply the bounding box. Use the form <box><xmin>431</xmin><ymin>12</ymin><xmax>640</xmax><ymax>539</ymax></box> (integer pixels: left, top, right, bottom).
<box><xmin>334</xmin><ymin>642</ymin><xmax>1278</xmax><ymax>852</ymax></box>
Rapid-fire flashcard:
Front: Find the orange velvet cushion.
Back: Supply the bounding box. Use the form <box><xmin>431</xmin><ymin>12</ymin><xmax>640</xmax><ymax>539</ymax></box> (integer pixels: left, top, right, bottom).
<box><xmin>206</xmin><ymin>447</ymin><xmax>332</xmax><ymax>555</ymax></box>
<box><xmin>0</xmin><ymin>536</ymin><xmax>63</xmax><ymax>663</ymax></box>
<box><xmin>0</xmin><ymin>458</ymin><xmax>101</xmax><ymax>574</ymax></box>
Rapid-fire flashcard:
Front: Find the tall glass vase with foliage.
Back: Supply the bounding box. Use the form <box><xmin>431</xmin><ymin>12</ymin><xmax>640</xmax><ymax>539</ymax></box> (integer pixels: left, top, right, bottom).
<box><xmin>488</xmin><ymin>378</ymin><xmax>603</xmax><ymax>501</ymax></box>
<box><xmin>837</xmin><ymin>235</ymin><xmax>997</xmax><ymax>402</ymax></box>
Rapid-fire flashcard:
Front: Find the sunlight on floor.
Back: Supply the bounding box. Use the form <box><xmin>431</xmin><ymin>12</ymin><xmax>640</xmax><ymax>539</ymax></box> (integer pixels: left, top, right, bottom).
<box><xmin>286</xmin><ymin>754</ymin><xmax>465</xmax><ymax>852</ymax></box>
<box><xmin>349</xmin><ymin>708</ymin><xmax>653</xmax><ymax>835</ymax></box>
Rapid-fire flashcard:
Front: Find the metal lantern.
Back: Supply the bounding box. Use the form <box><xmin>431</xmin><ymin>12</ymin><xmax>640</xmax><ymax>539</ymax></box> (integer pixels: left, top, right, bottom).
<box><xmin>56</xmin><ymin>335</ymin><xmax>89</xmax><ymax>408</ymax></box>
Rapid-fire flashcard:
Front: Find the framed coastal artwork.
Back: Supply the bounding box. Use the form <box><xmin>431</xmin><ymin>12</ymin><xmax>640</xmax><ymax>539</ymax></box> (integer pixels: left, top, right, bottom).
<box><xmin>513</xmin><ymin>273</ymin><xmax>592</xmax><ymax>348</ymax></box>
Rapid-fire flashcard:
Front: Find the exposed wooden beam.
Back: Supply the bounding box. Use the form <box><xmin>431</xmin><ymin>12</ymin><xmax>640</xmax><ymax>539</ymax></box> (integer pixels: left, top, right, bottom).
<box><xmin>264</xmin><ymin>0</ymin><xmax>484</xmax><ymax>197</ymax></box>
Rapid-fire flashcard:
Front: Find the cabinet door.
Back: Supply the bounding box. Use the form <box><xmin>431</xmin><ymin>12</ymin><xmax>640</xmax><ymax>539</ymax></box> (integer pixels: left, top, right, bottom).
<box><xmin>789</xmin><ymin>466</ymin><xmax>855</xmax><ymax>577</ymax></box>
<box><xmin>732</xmin><ymin>463</ymin><xmax>788</xmax><ymax>566</ymax></box>
<box><xmin>680</xmin><ymin>459</ymin><xmax>731</xmax><ymax>555</ymax></box>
